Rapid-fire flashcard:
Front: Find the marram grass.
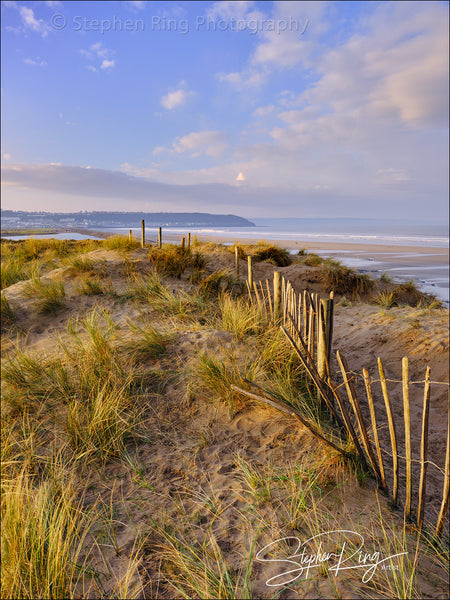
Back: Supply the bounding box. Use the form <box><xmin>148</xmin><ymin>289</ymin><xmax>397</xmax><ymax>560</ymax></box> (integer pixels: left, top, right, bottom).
<box><xmin>1</xmin><ymin>469</ymin><xmax>90</xmax><ymax>600</ymax></box>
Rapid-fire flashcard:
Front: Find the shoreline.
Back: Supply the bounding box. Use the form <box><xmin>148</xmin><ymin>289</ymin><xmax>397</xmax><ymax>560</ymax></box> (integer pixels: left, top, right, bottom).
<box><xmin>2</xmin><ymin>228</ymin><xmax>448</xmax><ymax>302</ymax></box>
<box><xmin>189</xmin><ymin>233</ymin><xmax>449</xmax><ymax>259</ymax></box>
<box><xmin>165</xmin><ymin>232</ymin><xmax>449</xmax><ymax>303</ymax></box>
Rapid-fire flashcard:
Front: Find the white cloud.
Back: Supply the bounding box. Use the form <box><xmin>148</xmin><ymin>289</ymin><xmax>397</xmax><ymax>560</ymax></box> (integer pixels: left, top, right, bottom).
<box><xmin>216</xmin><ymin>1</ymin><xmax>322</xmax><ymax>88</ymax></box>
<box><xmin>299</xmin><ymin>2</ymin><xmax>449</xmax><ymax>129</ymax></box>
<box><xmin>217</xmin><ymin>69</ymin><xmax>267</xmax><ymax>89</ymax></box>
<box><xmin>100</xmin><ymin>59</ymin><xmax>115</xmax><ymax>70</ymax></box>
<box><xmin>24</xmin><ymin>57</ymin><xmax>47</xmax><ymax>67</ymax></box>
<box><xmin>3</xmin><ymin>153</ymin><xmax>12</xmax><ymax>161</ymax></box>
<box><xmin>160</xmin><ymin>88</ymin><xmax>192</xmax><ymax>110</ymax></box>
<box><xmin>18</xmin><ymin>6</ymin><xmax>49</xmax><ymax>36</ymax></box>
<box><xmin>81</xmin><ymin>43</ymin><xmax>115</xmax><ymax>71</ymax></box>
<box><xmin>90</xmin><ymin>42</ymin><xmax>110</xmax><ymax>59</ymax></box>
<box><xmin>157</xmin><ymin>131</ymin><xmax>229</xmax><ymax>158</ymax></box>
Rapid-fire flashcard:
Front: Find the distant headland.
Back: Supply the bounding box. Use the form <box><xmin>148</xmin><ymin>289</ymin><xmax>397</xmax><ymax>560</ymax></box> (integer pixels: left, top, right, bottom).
<box><xmin>1</xmin><ymin>210</ymin><xmax>255</xmax><ymax>229</ymax></box>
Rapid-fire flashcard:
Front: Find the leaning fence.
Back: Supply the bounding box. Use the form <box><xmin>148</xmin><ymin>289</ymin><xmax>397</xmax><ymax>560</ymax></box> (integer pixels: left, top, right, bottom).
<box><xmin>238</xmin><ymin>270</ymin><xmax>449</xmax><ymax>540</ymax></box>
<box><xmin>139</xmin><ymin>226</ymin><xmax>449</xmax><ymax>538</ymax></box>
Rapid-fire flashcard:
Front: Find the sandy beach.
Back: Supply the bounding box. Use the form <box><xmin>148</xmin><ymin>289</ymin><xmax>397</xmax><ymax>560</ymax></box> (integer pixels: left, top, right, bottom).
<box><xmin>151</xmin><ymin>232</ymin><xmax>449</xmax><ymax>302</ymax></box>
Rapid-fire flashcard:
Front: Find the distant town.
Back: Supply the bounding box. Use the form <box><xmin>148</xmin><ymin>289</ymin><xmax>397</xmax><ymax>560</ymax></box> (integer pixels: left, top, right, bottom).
<box><xmin>1</xmin><ymin>210</ymin><xmax>255</xmax><ymax>230</ymax></box>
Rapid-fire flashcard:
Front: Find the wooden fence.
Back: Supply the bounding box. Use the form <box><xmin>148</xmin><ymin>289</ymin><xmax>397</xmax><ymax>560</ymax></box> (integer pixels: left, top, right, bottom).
<box><xmin>139</xmin><ymin>227</ymin><xmax>448</xmax><ymax>537</ymax></box>
<box><xmin>238</xmin><ymin>271</ymin><xmax>449</xmax><ymax>539</ymax></box>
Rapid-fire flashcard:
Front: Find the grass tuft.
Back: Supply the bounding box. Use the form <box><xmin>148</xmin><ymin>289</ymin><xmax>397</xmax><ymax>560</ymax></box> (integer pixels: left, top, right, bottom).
<box><xmin>23</xmin><ymin>275</ymin><xmax>66</xmax><ymax>313</ymax></box>
<box><xmin>375</xmin><ymin>290</ymin><xmax>398</xmax><ymax>308</ymax></box>
<box><xmin>75</xmin><ymin>276</ymin><xmax>106</xmax><ymax>296</ymax></box>
<box><xmin>103</xmin><ymin>234</ymin><xmax>140</xmax><ymax>251</ymax></box>
<box><xmin>1</xmin><ymin>469</ymin><xmax>90</xmax><ymax>599</ymax></box>
<box><xmin>150</xmin><ymin>521</ymin><xmax>254</xmax><ymax>599</ymax></box>
<box><xmin>252</xmin><ymin>244</ymin><xmax>292</xmax><ymax>267</ymax></box>
<box><xmin>123</xmin><ymin>321</ymin><xmax>172</xmax><ymax>361</ymax></box>
<box><xmin>148</xmin><ymin>245</ymin><xmax>205</xmax><ymax>278</ymax></box>
<box><xmin>194</xmin><ymin>352</ymin><xmax>263</xmax><ymax>414</ymax></box>
<box><xmin>219</xmin><ymin>293</ymin><xmax>264</xmax><ymax>340</ymax></box>
<box><xmin>65</xmin><ymin>381</ymin><xmax>135</xmax><ymax>462</ymax></box>
<box><xmin>199</xmin><ymin>270</ymin><xmax>243</xmax><ymax>299</ymax></box>
<box><xmin>319</xmin><ymin>263</ymin><xmax>374</xmax><ymax>295</ymax></box>
<box><xmin>1</xmin><ymin>293</ymin><xmax>16</xmax><ymax>332</ymax></box>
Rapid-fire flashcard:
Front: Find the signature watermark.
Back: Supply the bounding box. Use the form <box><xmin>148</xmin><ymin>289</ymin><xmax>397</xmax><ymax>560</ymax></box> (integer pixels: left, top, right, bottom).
<box><xmin>256</xmin><ymin>530</ymin><xmax>407</xmax><ymax>586</ymax></box>
<box><xmin>49</xmin><ymin>14</ymin><xmax>309</xmax><ymax>36</ymax></box>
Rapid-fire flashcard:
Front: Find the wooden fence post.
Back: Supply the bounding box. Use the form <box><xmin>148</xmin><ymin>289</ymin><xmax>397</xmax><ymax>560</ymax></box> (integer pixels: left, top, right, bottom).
<box><xmin>181</xmin><ymin>237</ymin><xmax>185</xmax><ymax>251</ymax></box>
<box><xmin>318</xmin><ymin>298</ymin><xmax>333</xmax><ymax>380</ymax></box>
<box><xmin>402</xmin><ymin>357</ymin><xmax>412</xmax><ymax>520</ymax></box>
<box><xmin>187</xmin><ymin>232</ymin><xmax>191</xmax><ymax>249</ymax></box>
<box><xmin>337</xmin><ymin>351</ymin><xmax>382</xmax><ymax>483</ymax></box>
<box><xmin>235</xmin><ymin>246</ymin><xmax>240</xmax><ymax>277</ymax></box>
<box><xmin>363</xmin><ymin>368</ymin><xmax>387</xmax><ymax>491</ymax></box>
<box><xmin>129</xmin><ymin>229</ymin><xmax>132</xmax><ymax>243</ymax></box>
<box><xmin>273</xmin><ymin>271</ymin><xmax>281</xmax><ymax>322</ymax></box>
<box><xmin>303</xmin><ymin>291</ymin><xmax>308</xmax><ymax>341</ymax></box>
<box><xmin>417</xmin><ymin>366</ymin><xmax>431</xmax><ymax>530</ymax></box>
<box><xmin>308</xmin><ymin>298</ymin><xmax>315</xmax><ymax>363</ymax></box>
<box><xmin>141</xmin><ymin>219</ymin><xmax>145</xmax><ymax>248</ymax></box>
<box><xmin>158</xmin><ymin>227</ymin><xmax>162</xmax><ymax>249</ymax></box>
<box><xmin>378</xmin><ymin>357</ymin><xmax>399</xmax><ymax>505</ymax></box>
<box><xmin>324</xmin><ymin>296</ymin><xmax>334</xmax><ymax>363</ymax></box>
<box><xmin>317</xmin><ymin>302</ymin><xmax>327</xmax><ymax>381</ymax></box>
<box><xmin>248</xmin><ymin>256</ymin><xmax>253</xmax><ymax>290</ymax></box>
<box><xmin>435</xmin><ymin>390</ymin><xmax>450</xmax><ymax>538</ymax></box>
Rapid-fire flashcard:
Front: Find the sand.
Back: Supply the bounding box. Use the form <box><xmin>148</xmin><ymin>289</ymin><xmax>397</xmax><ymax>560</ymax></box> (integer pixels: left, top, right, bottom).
<box><xmin>2</xmin><ymin>243</ymin><xmax>449</xmax><ymax>598</ymax></box>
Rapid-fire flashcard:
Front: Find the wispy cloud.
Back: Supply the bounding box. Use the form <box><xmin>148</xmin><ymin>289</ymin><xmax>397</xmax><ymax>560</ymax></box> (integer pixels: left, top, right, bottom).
<box><xmin>4</xmin><ymin>4</ymin><xmax>51</xmax><ymax>37</ymax></box>
<box><xmin>24</xmin><ymin>57</ymin><xmax>47</xmax><ymax>67</ymax></box>
<box><xmin>154</xmin><ymin>131</ymin><xmax>229</xmax><ymax>157</ymax></box>
<box><xmin>81</xmin><ymin>42</ymin><xmax>116</xmax><ymax>70</ymax></box>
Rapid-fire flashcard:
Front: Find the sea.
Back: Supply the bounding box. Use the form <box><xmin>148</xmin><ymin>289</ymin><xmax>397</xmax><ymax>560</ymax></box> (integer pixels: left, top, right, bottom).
<box><xmin>3</xmin><ymin>218</ymin><xmax>449</xmax><ymax>304</ymax></box>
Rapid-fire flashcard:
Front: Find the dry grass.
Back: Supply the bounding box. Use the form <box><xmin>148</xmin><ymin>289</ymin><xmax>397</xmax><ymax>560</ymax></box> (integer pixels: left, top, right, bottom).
<box><xmin>375</xmin><ymin>289</ymin><xmax>398</xmax><ymax>308</ymax></box>
<box><xmin>148</xmin><ymin>245</ymin><xmax>205</xmax><ymax>278</ymax></box>
<box><xmin>1</xmin><ymin>239</ymin><xmax>448</xmax><ymax>600</ymax></box>
<box><xmin>319</xmin><ymin>263</ymin><xmax>375</xmax><ymax>295</ymax></box>
<box><xmin>219</xmin><ymin>293</ymin><xmax>264</xmax><ymax>340</ymax></box>
<box><xmin>1</xmin><ymin>293</ymin><xmax>16</xmax><ymax>332</ymax></box>
<box><xmin>193</xmin><ymin>351</ymin><xmax>264</xmax><ymax>414</ymax></box>
<box><xmin>65</xmin><ymin>380</ymin><xmax>137</xmax><ymax>462</ymax></box>
<box><xmin>75</xmin><ymin>276</ymin><xmax>109</xmax><ymax>296</ymax></box>
<box><xmin>103</xmin><ymin>234</ymin><xmax>140</xmax><ymax>251</ymax></box>
<box><xmin>23</xmin><ymin>275</ymin><xmax>66</xmax><ymax>314</ymax></box>
<box><xmin>1</xmin><ymin>238</ymin><xmax>100</xmax><ymax>289</ymax></box>
<box><xmin>1</xmin><ymin>467</ymin><xmax>91</xmax><ymax>599</ymax></box>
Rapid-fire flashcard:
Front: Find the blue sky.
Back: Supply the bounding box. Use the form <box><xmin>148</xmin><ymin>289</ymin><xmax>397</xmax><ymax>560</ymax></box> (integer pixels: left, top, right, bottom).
<box><xmin>1</xmin><ymin>1</ymin><xmax>449</xmax><ymax>219</ymax></box>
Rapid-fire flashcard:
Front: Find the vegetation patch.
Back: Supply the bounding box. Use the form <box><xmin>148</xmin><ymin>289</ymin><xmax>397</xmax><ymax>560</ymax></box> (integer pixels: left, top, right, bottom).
<box><xmin>23</xmin><ymin>275</ymin><xmax>66</xmax><ymax>314</ymax></box>
<box><xmin>148</xmin><ymin>245</ymin><xmax>205</xmax><ymax>278</ymax></box>
<box><xmin>319</xmin><ymin>263</ymin><xmax>374</xmax><ymax>295</ymax></box>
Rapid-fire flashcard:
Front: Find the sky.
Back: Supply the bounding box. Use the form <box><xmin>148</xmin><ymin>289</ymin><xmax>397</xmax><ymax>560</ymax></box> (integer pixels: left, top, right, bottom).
<box><xmin>1</xmin><ymin>0</ymin><xmax>449</xmax><ymax>220</ymax></box>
